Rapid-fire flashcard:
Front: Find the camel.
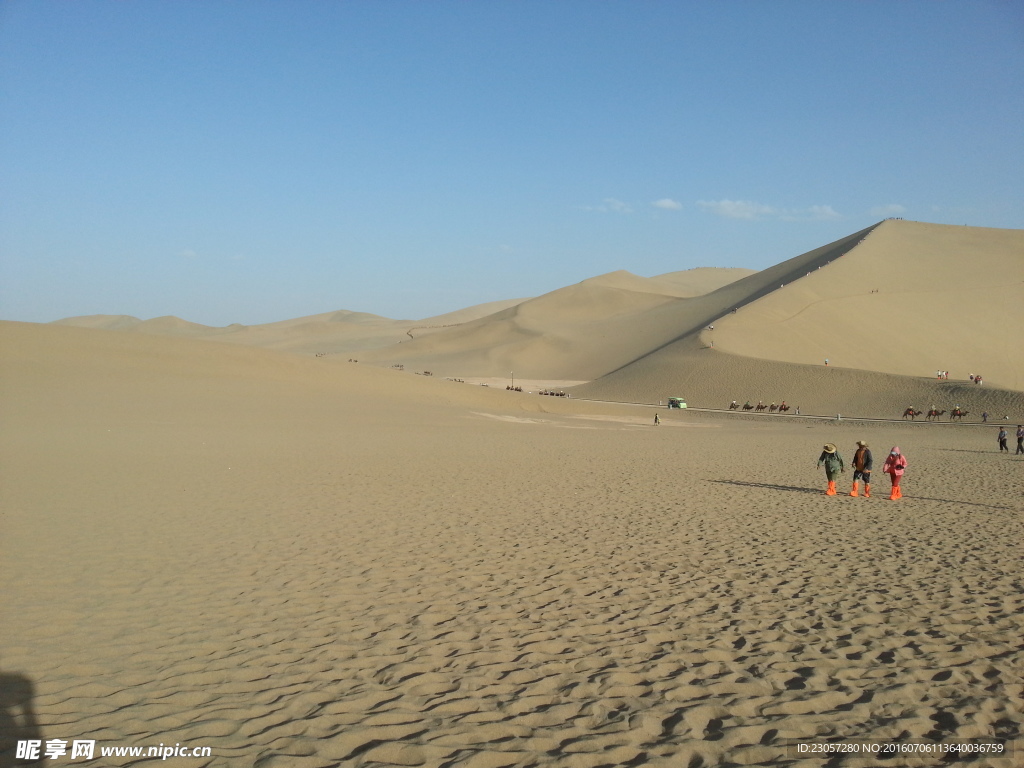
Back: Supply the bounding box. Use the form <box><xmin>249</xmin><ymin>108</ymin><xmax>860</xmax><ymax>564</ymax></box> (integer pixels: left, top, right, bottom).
<box><xmin>903</xmin><ymin>408</ymin><xmax>923</xmax><ymax>420</ymax></box>
<box><xmin>768</xmin><ymin>403</ymin><xmax>778</xmax><ymax>412</ymax></box>
<box><xmin>742</xmin><ymin>402</ymin><xmax>754</xmax><ymax>411</ymax></box>
<box><xmin>778</xmin><ymin>404</ymin><xmax>790</xmax><ymax>413</ymax></box>
<box><xmin>729</xmin><ymin>401</ymin><xmax>739</xmax><ymax>410</ymax></box>
<box><xmin>754</xmin><ymin>401</ymin><xmax>767</xmax><ymax>412</ymax></box>
<box><xmin>925</xmin><ymin>409</ymin><xmax>945</xmax><ymax>421</ymax></box>
<box><xmin>950</xmin><ymin>408</ymin><xmax>969</xmax><ymax>421</ymax></box>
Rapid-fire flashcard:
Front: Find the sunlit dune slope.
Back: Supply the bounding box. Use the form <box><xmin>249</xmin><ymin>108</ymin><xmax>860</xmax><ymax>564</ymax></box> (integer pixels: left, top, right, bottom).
<box><xmin>707</xmin><ymin>220</ymin><xmax>1024</xmax><ymax>389</ymax></box>
<box><xmin>355</xmin><ymin>267</ymin><xmax>763</xmax><ymax>379</ymax></box>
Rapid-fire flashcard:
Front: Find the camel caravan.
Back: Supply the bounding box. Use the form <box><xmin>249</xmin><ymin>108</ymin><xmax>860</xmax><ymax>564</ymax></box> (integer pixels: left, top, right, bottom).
<box><xmin>903</xmin><ymin>406</ymin><xmax>971</xmax><ymax>421</ymax></box>
<box><xmin>729</xmin><ymin>400</ymin><xmax>792</xmax><ymax>413</ymax></box>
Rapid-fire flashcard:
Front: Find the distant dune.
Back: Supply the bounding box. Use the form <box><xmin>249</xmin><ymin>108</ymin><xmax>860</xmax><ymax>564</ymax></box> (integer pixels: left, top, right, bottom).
<box><xmin>53</xmin><ymin>297</ymin><xmax>531</xmax><ymax>356</ymax></box>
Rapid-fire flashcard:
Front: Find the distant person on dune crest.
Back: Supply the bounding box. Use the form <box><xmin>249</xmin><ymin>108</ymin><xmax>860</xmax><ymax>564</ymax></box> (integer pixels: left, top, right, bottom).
<box><xmin>817</xmin><ymin>443</ymin><xmax>844</xmax><ymax>496</ymax></box>
<box><xmin>882</xmin><ymin>447</ymin><xmax>908</xmax><ymax>500</ymax></box>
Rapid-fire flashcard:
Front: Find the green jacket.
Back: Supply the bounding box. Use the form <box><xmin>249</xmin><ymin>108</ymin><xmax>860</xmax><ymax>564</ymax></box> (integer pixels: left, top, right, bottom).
<box><xmin>817</xmin><ymin>451</ymin><xmax>845</xmax><ymax>474</ymax></box>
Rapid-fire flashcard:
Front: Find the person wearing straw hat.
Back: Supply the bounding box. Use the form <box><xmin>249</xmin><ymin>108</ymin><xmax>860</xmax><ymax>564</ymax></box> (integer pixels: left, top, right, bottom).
<box><xmin>881</xmin><ymin>447</ymin><xmax>908</xmax><ymax>499</ymax></box>
<box><xmin>849</xmin><ymin>440</ymin><xmax>873</xmax><ymax>497</ymax></box>
<box><xmin>816</xmin><ymin>443</ymin><xmax>845</xmax><ymax>495</ymax></box>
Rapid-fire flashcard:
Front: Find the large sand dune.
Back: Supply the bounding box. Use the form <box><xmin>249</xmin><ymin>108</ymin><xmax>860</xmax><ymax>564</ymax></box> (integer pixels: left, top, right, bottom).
<box><xmin>351</xmin><ymin>223</ymin><xmax>886</xmax><ymax>381</ymax></box>
<box><xmin>573</xmin><ymin>221</ymin><xmax>1024</xmax><ymax>416</ymax></box>
<box><xmin>2</xmin><ymin>320</ymin><xmax>1021</xmax><ymax>767</ymax></box>
<box><xmin>358</xmin><ymin>222</ymin><xmax>1022</xmax><ymax>406</ymax></box>
<box><xmin>706</xmin><ymin>221</ymin><xmax>1024</xmax><ymax>389</ymax></box>
<box><xmin>354</xmin><ymin>268</ymin><xmax>762</xmax><ymax>380</ymax></box>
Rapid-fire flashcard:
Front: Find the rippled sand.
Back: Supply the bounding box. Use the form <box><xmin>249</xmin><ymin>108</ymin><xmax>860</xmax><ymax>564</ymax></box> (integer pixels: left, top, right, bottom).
<box><xmin>2</xmin><ymin>322</ymin><xmax>1021</xmax><ymax>767</ymax></box>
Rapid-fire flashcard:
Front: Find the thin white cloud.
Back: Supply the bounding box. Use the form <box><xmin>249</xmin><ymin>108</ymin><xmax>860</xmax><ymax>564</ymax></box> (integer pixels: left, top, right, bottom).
<box><xmin>870</xmin><ymin>204</ymin><xmax>907</xmax><ymax>217</ymax></box>
<box><xmin>698</xmin><ymin>199</ymin><xmax>843</xmax><ymax>221</ymax></box>
<box><xmin>577</xmin><ymin>198</ymin><xmax>634</xmax><ymax>214</ymax></box>
<box><xmin>179</xmin><ymin>249</ymin><xmax>199</xmax><ymax>259</ymax></box>
<box><xmin>698</xmin><ymin>199</ymin><xmax>778</xmax><ymax>220</ymax></box>
<box><xmin>652</xmin><ymin>198</ymin><xmax>683</xmax><ymax>210</ymax></box>
<box><xmin>799</xmin><ymin>205</ymin><xmax>843</xmax><ymax>221</ymax></box>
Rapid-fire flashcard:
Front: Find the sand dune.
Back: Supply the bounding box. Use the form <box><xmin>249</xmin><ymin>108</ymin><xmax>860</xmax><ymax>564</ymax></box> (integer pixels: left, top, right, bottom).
<box><xmin>355</xmin><ymin>268</ymin><xmax>761</xmax><ymax>379</ymax></box>
<box><xmin>573</xmin><ymin>268</ymin><xmax>755</xmax><ymax>297</ymax></box>
<box><xmin>355</xmin><ymin>227</ymin><xmax>881</xmax><ymax>380</ymax></box>
<box><xmin>573</xmin><ymin>335</ymin><xmax>1024</xmax><ymax>421</ymax></box>
<box><xmin>50</xmin><ymin>223</ymin><xmax>1021</xmax><ymax>408</ymax></box>
<box><xmin>651</xmin><ymin>267</ymin><xmax>757</xmax><ymax>297</ymax></box>
<box><xmin>573</xmin><ymin>221</ymin><xmax>1024</xmax><ymax>416</ymax></box>
<box><xmin>50</xmin><ymin>267</ymin><xmax>753</xmax><ymax>375</ymax></box>
<box><xmin>348</xmin><ymin>222</ymin><xmax>1022</xmax><ymax>412</ymax></box>
<box><xmin>52</xmin><ymin>298</ymin><xmax>532</xmax><ymax>358</ymax></box>
<box><xmin>2</xmin><ymin>320</ymin><xmax>1021</xmax><ymax>767</ymax></box>
<box><xmin>706</xmin><ymin>221</ymin><xmax>1024</xmax><ymax>389</ymax></box>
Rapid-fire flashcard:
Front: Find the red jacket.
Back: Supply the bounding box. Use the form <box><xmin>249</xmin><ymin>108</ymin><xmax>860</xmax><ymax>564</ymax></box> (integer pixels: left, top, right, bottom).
<box><xmin>882</xmin><ymin>448</ymin><xmax>907</xmax><ymax>476</ymax></box>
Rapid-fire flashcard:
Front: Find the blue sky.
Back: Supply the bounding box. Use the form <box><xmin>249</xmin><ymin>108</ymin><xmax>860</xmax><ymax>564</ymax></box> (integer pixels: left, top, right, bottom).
<box><xmin>2</xmin><ymin>1</ymin><xmax>1022</xmax><ymax>325</ymax></box>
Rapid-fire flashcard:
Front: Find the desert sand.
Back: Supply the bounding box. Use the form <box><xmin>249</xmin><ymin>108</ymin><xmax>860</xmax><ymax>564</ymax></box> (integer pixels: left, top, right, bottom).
<box><xmin>2</xmin><ymin>316</ymin><xmax>1021</xmax><ymax>767</ymax></box>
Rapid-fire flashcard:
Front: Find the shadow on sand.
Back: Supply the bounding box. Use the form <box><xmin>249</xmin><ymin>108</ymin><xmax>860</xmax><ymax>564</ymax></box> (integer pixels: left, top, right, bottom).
<box><xmin>708</xmin><ymin>480</ymin><xmax>822</xmax><ymax>495</ymax></box>
<box><xmin>709</xmin><ymin>481</ymin><xmax>1018</xmax><ymax>510</ymax></box>
<box><xmin>0</xmin><ymin>672</ymin><xmax>42</xmax><ymax>767</ymax></box>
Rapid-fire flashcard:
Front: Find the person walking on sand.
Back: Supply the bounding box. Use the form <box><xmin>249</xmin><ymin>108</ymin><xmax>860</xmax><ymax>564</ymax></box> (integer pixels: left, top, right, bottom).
<box><xmin>817</xmin><ymin>443</ymin><xmax>845</xmax><ymax>495</ymax></box>
<box><xmin>997</xmin><ymin>427</ymin><xmax>1009</xmax><ymax>453</ymax></box>
<box><xmin>882</xmin><ymin>447</ymin><xmax>908</xmax><ymax>500</ymax></box>
<box><xmin>1016</xmin><ymin>425</ymin><xmax>1024</xmax><ymax>455</ymax></box>
<box><xmin>849</xmin><ymin>440</ymin><xmax>873</xmax><ymax>497</ymax></box>
<box><xmin>654</xmin><ymin>413</ymin><xmax>661</xmax><ymax>426</ymax></box>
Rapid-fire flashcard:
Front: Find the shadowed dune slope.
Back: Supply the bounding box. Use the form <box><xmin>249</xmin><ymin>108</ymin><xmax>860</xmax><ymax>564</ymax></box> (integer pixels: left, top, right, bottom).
<box><xmin>570</xmin><ymin>336</ymin><xmax>1024</xmax><ymax>420</ymax></box>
